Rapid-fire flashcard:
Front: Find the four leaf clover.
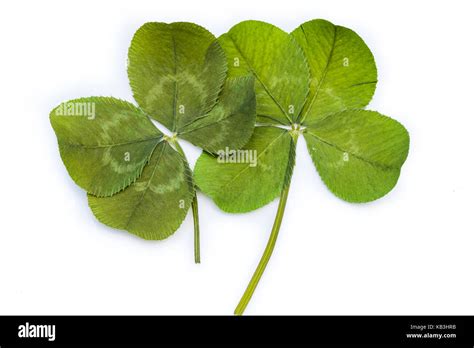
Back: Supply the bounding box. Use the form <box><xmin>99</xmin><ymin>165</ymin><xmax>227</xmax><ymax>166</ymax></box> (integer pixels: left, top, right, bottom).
<box><xmin>50</xmin><ymin>22</ymin><xmax>256</xmax><ymax>263</ymax></box>
<box><xmin>50</xmin><ymin>19</ymin><xmax>410</xmax><ymax>314</ymax></box>
<box><xmin>194</xmin><ymin>20</ymin><xmax>410</xmax><ymax>314</ymax></box>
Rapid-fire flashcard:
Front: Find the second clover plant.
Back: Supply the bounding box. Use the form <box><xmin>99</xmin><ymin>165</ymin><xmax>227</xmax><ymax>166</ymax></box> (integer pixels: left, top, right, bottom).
<box><xmin>50</xmin><ymin>22</ymin><xmax>256</xmax><ymax>263</ymax></box>
<box><xmin>194</xmin><ymin>20</ymin><xmax>410</xmax><ymax>314</ymax></box>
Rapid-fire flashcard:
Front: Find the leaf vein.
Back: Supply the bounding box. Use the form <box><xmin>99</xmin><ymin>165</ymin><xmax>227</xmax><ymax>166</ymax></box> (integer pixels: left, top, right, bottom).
<box><xmin>228</xmin><ymin>35</ymin><xmax>292</xmax><ymax>124</ymax></box>
<box><xmin>124</xmin><ymin>142</ymin><xmax>166</xmax><ymax>229</ymax></box>
<box><xmin>305</xmin><ymin>130</ymin><xmax>398</xmax><ymax>170</ymax></box>
<box><xmin>59</xmin><ymin>136</ymin><xmax>162</xmax><ymax>149</ymax></box>
<box><xmin>300</xmin><ymin>26</ymin><xmax>337</xmax><ymax>124</ymax></box>
<box><xmin>220</xmin><ymin>129</ymin><xmax>287</xmax><ymax>189</ymax></box>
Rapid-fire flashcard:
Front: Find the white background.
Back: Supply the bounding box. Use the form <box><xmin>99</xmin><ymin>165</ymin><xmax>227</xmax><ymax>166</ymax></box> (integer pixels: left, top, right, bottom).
<box><xmin>0</xmin><ymin>0</ymin><xmax>473</xmax><ymax>315</ymax></box>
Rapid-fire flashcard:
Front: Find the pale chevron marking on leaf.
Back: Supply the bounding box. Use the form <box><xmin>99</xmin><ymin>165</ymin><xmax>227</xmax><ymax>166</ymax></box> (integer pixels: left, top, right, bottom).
<box><xmin>221</xmin><ymin>129</ymin><xmax>287</xmax><ymax>189</ymax></box>
<box><xmin>88</xmin><ymin>141</ymin><xmax>195</xmax><ymax>240</ymax></box>
<box><xmin>128</xmin><ymin>22</ymin><xmax>227</xmax><ymax>131</ymax></box>
<box><xmin>194</xmin><ymin>126</ymin><xmax>294</xmax><ymax>213</ymax></box>
<box><xmin>304</xmin><ymin>109</ymin><xmax>409</xmax><ymax>203</ymax></box>
<box><xmin>176</xmin><ymin>76</ymin><xmax>256</xmax><ymax>154</ymax></box>
<box><xmin>50</xmin><ymin>97</ymin><xmax>163</xmax><ymax>197</ymax></box>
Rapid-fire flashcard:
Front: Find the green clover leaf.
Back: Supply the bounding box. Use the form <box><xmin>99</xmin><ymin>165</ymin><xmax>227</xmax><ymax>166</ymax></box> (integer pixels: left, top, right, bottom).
<box><xmin>194</xmin><ymin>19</ymin><xmax>409</xmax><ymax>313</ymax></box>
<box><xmin>50</xmin><ymin>22</ymin><xmax>256</xmax><ymax>263</ymax></box>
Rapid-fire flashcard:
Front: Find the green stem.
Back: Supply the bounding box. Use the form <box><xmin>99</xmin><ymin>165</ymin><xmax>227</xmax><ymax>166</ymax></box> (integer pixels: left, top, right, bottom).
<box><xmin>172</xmin><ymin>139</ymin><xmax>200</xmax><ymax>264</ymax></box>
<box><xmin>234</xmin><ymin>182</ymin><xmax>291</xmax><ymax>315</ymax></box>
<box><xmin>191</xmin><ymin>194</ymin><xmax>200</xmax><ymax>264</ymax></box>
<box><xmin>234</xmin><ymin>130</ymin><xmax>299</xmax><ymax>315</ymax></box>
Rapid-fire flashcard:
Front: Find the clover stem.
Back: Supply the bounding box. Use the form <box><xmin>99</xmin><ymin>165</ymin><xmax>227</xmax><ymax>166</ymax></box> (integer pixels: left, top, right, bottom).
<box><xmin>191</xmin><ymin>194</ymin><xmax>200</xmax><ymax>264</ymax></box>
<box><xmin>234</xmin><ymin>132</ymin><xmax>299</xmax><ymax>315</ymax></box>
<box><xmin>172</xmin><ymin>140</ymin><xmax>201</xmax><ymax>264</ymax></box>
<box><xmin>234</xmin><ymin>181</ymin><xmax>292</xmax><ymax>315</ymax></box>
